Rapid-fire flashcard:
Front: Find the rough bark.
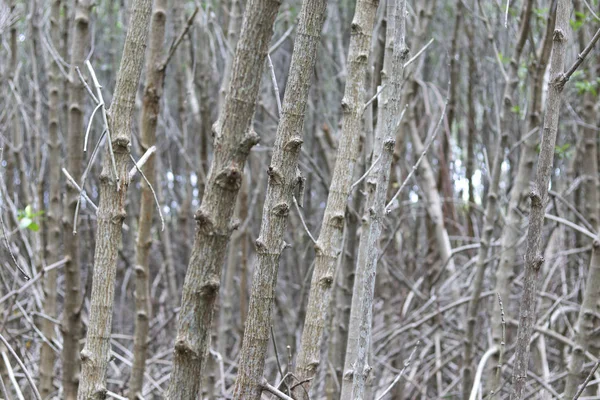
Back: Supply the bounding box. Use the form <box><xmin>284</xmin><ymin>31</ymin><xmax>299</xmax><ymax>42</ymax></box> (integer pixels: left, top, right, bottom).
<box><xmin>128</xmin><ymin>0</ymin><xmax>168</xmax><ymax>397</ymax></box>
<box><xmin>218</xmin><ymin>0</ymin><xmax>242</xmax><ymax>111</ymax></box>
<box><xmin>62</xmin><ymin>2</ymin><xmax>92</xmax><ymax>398</ymax></box>
<box><xmin>166</xmin><ymin>1</ymin><xmax>281</xmax><ymax>398</ymax></box>
<box><xmin>564</xmin><ymin>27</ymin><xmax>600</xmax><ymax>399</ymax></box>
<box><xmin>77</xmin><ymin>1</ymin><xmax>152</xmax><ymax>398</ymax></box>
<box><xmin>294</xmin><ymin>0</ymin><xmax>380</xmax><ymax>394</ymax></box>
<box><xmin>347</xmin><ymin>3</ymin><xmax>407</xmax><ymax>398</ymax></box>
<box><xmin>459</xmin><ymin>0</ymin><xmax>533</xmax><ymax>395</ymax></box>
<box><xmin>39</xmin><ymin>1</ymin><xmax>62</xmax><ymax>397</ymax></box>
<box><xmin>510</xmin><ymin>1</ymin><xmax>572</xmax><ymax>397</ymax></box>
<box><xmin>232</xmin><ymin>0</ymin><xmax>327</xmax><ymax>397</ymax></box>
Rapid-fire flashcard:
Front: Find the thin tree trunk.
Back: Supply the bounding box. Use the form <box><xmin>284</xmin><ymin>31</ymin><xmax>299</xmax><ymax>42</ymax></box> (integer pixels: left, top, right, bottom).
<box><xmin>128</xmin><ymin>0</ymin><xmax>168</xmax><ymax>397</ymax></box>
<box><xmin>233</xmin><ymin>0</ymin><xmax>327</xmax><ymax>397</ymax></box>
<box><xmin>346</xmin><ymin>3</ymin><xmax>407</xmax><ymax>397</ymax></box>
<box><xmin>339</xmin><ymin>0</ymin><xmax>397</xmax><ymax>396</ymax></box>
<box><xmin>510</xmin><ymin>1</ymin><xmax>590</xmax><ymax>397</ymax></box>
<box><xmin>77</xmin><ymin>1</ymin><xmax>152</xmax><ymax>398</ymax></box>
<box><xmin>460</xmin><ymin>0</ymin><xmax>533</xmax><ymax>396</ymax></box>
<box><xmin>486</xmin><ymin>1</ymin><xmax>555</xmax><ymax>391</ymax></box>
<box><xmin>39</xmin><ymin>2</ymin><xmax>62</xmax><ymax>397</ymax></box>
<box><xmin>563</xmin><ymin>25</ymin><xmax>600</xmax><ymax>398</ymax></box>
<box><xmin>294</xmin><ymin>0</ymin><xmax>380</xmax><ymax>395</ymax></box>
<box><xmin>218</xmin><ymin>0</ymin><xmax>242</xmax><ymax>111</ymax></box>
<box><xmin>62</xmin><ymin>2</ymin><xmax>92</xmax><ymax>398</ymax></box>
<box><xmin>166</xmin><ymin>1</ymin><xmax>281</xmax><ymax>398</ymax></box>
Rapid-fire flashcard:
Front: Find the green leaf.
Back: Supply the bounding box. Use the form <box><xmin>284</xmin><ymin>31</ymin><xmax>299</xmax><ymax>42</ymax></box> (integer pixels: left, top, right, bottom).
<box><xmin>19</xmin><ymin>217</ymin><xmax>32</xmax><ymax>230</ymax></box>
<box><xmin>27</xmin><ymin>222</ymin><xmax>40</xmax><ymax>232</ymax></box>
<box><xmin>25</xmin><ymin>205</ymin><xmax>32</xmax><ymax>216</ymax></box>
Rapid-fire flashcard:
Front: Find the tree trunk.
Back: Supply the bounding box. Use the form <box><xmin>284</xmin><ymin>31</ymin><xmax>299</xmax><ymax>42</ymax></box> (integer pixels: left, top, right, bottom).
<box><xmin>510</xmin><ymin>1</ymin><xmax>579</xmax><ymax>397</ymax></box>
<box><xmin>166</xmin><ymin>1</ymin><xmax>281</xmax><ymax>398</ymax></box>
<box><xmin>294</xmin><ymin>0</ymin><xmax>380</xmax><ymax>395</ymax></box>
<box><xmin>232</xmin><ymin>0</ymin><xmax>327</xmax><ymax>397</ymax></box>
<box><xmin>128</xmin><ymin>0</ymin><xmax>168</xmax><ymax>397</ymax></box>
<box><xmin>77</xmin><ymin>1</ymin><xmax>152</xmax><ymax>398</ymax></box>
<box><xmin>39</xmin><ymin>1</ymin><xmax>62</xmax><ymax>397</ymax></box>
<box><xmin>563</xmin><ymin>24</ymin><xmax>600</xmax><ymax>398</ymax></box>
<box><xmin>62</xmin><ymin>2</ymin><xmax>92</xmax><ymax>398</ymax></box>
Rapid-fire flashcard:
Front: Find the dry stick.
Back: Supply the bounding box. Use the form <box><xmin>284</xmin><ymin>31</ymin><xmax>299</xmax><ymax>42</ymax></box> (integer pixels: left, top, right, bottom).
<box><xmin>262</xmin><ymin>380</ymin><xmax>294</xmax><ymax>400</ymax></box>
<box><xmin>375</xmin><ymin>341</ymin><xmax>420</xmax><ymax>400</ymax></box>
<box><xmin>572</xmin><ymin>360</ymin><xmax>600</xmax><ymax>400</ymax></box>
<box><xmin>2</xmin><ymin>352</ymin><xmax>24</xmax><ymax>400</ymax></box>
<box><xmin>73</xmin><ymin>128</ymin><xmax>106</xmax><ymax>233</ymax></box>
<box><xmin>0</xmin><ymin>333</ymin><xmax>41</xmax><ymax>400</ymax></box>
<box><xmin>469</xmin><ymin>346</ymin><xmax>499</xmax><ymax>400</ymax></box>
<box><xmin>128</xmin><ymin>153</ymin><xmax>164</xmax><ymax>231</ymax></box>
<box><xmin>128</xmin><ymin>145</ymin><xmax>157</xmax><ymax>179</ymax></box>
<box><xmin>85</xmin><ymin>60</ymin><xmax>118</xmax><ymax>183</ymax></box>
<box><xmin>490</xmin><ymin>293</ymin><xmax>506</xmax><ymax>399</ymax></box>
<box><xmin>62</xmin><ymin>169</ymin><xmax>98</xmax><ymax>212</ymax></box>
<box><xmin>293</xmin><ymin>196</ymin><xmax>316</xmax><ymax>244</ymax></box>
<box><xmin>161</xmin><ymin>6</ymin><xmax>199</xmax><ymax>69</ymax></box>
<box><xmin>0</xmin><ymin>148</ymin><xmax>29</xmax><ymax>280</ymax></box>
<box><xmin>386</xmin><ymin>99</ymin><xmax>445</xmax><ymax>211</ymax></box>
<box><xmin>510</xmin><ymin>1</ymin><xmax>596</xmax><ymax>397</ymax></box>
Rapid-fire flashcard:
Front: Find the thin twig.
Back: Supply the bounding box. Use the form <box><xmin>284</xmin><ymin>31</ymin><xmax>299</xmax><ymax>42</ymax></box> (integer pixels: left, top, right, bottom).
<box><xmin>489</xmin><ymin>293</ymin><xmax>506</xmax><ymax>399</ymax></box>
<box><xmin>0</xmin><ymin>333</ymin><xmax>42</xmax><ymax>400</ymax></box>
<box><xmin>73</xmin><ymin>129</ymin><xmax>106</xmax><ymax>233</ymax></box>
<box><xmin>561</xmin><ymin>26</ymin><xmax>600</xmax><ymax>84</ymax></box>
<box><xmin>85</xmin><ymin>60</ymin><xmax>119</xmax><ymax>184</ymax></box>
<box><xmin>572</xmin><ymin>359</ymin><xmax>600</xmax><ymax>400</ymax></box>
<box><xmin>363</xmin><ymin>84</ymin><xmax>387</xmax><ymax>113</ymax></box>
<box><xmin>84</xmin><ymin>102</ymin><xmax>103</xmax><ymax>152</ymax></box>
<box><xmin>404</xmin><ymin>38</ymin><xmax>435</xmax><ymax>68</ymax></box>
<box><xmin>271</xmin><ymin>326</ymin><xmax>290</xmax><ymax>395</ymax></box>
<box><xmin>469</xmin><ymin>346</ymin><xmax>500</xmax><ymax>400</ymax></box>
<box><xmin>262</xmin><ymin>379</ymin><xmax>294</xmax><ymax>400</ymax></box>
<box><xmin>128</xmin><ymin>145</ymin><xmax>157</xmax><ymax>179</ymax></box>
<box><xmin>267</xmin><ymin>54</ymin><xmax>282</xmax><ymax>117</ymax></box>
<box><xmin>375</xmin><ymin>341</ymin><xmax>420</xmax><ymax>400</ymax></box>
<box><xmin>351</xmin><ymin>153</ymin><xmax>382</xmax><ymax>191</ymax></box>
<box><xmin>162</xmin><ymin>7</ymin><xmax>199</xmax><ymax>68</ymax></box>
<box><xmin>75</xmin><ymin>66</ymin><xmax>99</xmax><ymax>104</ymax></box>
<box><xmin>293</xmin><ymin>196</ymin><xmax>316</xmax><ymax>244</ymax></box>
<box><xmin>129</xmin><ymin>153</ymin><xmax>165</xmax><ymax>232</ymax></box>
<box><xmin>386</xmin><ymin>98</ymin><xmax>446</xmax><ymax>211</ymax></box>
<box><xmin>62</xmin><ymin>169</ymin><xmax>98</xmax><ymax>212</ymax></box>
<box><xmin>0</xmin><ymin>148</ymin><xmax>29</xmax><ymax>280</ymax></box>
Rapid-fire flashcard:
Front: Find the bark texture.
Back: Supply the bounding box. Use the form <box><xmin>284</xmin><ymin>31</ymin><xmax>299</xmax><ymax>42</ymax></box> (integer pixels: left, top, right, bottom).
<box><xmin>461</xmin><ymin>0</ymin><xmax>533</xmax><ymax>394</ymax></box>
<box><xmin>77</xmin><ymin>1</ymin><xmax>152</xmax><ymax>398</ymax></box>
<box><xmin>233</xmin><ymin>0</ymin><xmax>328</xmax><ymax>398</ymax></box>
<box><xmin>564</xmin><ymin>33</ymin><xmax>600</xmax><ymax>400</ymax></box>
<box><xmin>63</xmin><ymin>2</ymin><xmax>92</xmax><ymax>398</ymax></box>
<box><xmin>294</xmin><ymin>0</ymin><xmax>380</xmax><ymax>394</ymax></box>
<box><xmin>166</xmin><ymin>1</ymin><xmax>281</xmax><ymax>398</ymax></box>
<box><xmin>128</xmin><ymin>0</ymin><xmax>168</xmax><ymax>397</ymax></box>
<box><xmin>39</xmin><ymin>1</ymin><xmax>62</xmax><ymax>397</ymax></box>
<box><xmin>510</xmin><ymin>1</ymin><xmax>570</xmax><ymax>398</ymax></box>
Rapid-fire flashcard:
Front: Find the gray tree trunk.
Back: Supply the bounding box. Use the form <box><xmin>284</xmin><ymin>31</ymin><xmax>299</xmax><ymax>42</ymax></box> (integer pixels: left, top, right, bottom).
<box><xmin>78</xmin><ymin>1</ymin><xmax>152</xmax><ymax>398</ymax></box>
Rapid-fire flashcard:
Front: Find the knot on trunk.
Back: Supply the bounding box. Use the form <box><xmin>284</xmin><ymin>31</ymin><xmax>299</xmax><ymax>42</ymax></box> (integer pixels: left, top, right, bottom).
<box><xmin>272</xmin><ymin>202</ymin><xmax>290</xmax><ymax>217</ymax></box>
<box><xmin>195</xmin><ymin>210</ymin><xmax>215</xmax><ymax>233</ymax></box>
<box><xmin>284</xmin><ymin>137</ymin><xmax>303</xmax><ymax>152</ymax></box>
<box><xmin>215</xmin><ymin>165</ymin><xmax>242</xmax><ymax>191</ymax></box>
<box><xmin>174</xmin><ymin>339</ymin><xmax>201</xmax><ymax>359</ymax></box>
<box><xmin>267</xmin><ymin>167</ymin><xmax>284</xmax><ymax>185</ymax></box>
<box><xmin>239</xmin><ymin>128</ymin><xmax>260</xmax><ymax>155</ymax></box>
